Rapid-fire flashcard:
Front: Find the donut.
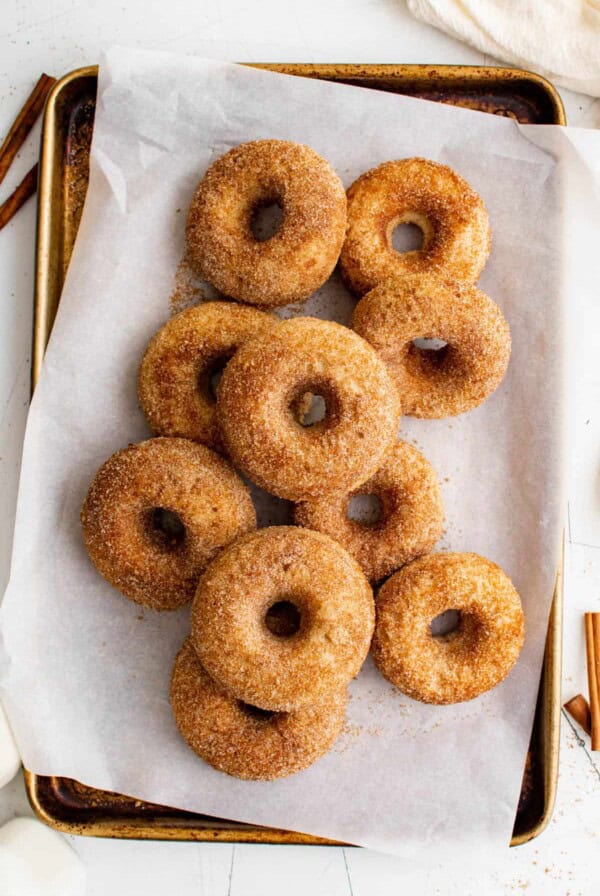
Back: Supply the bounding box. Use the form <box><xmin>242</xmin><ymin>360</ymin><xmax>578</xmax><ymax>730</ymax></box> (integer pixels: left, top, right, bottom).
<box><xmin>138</xmin><ymin>301</ymin><xmax>276</xmax><ymax>451</ymax></box>
<box><xmin>352</xmin><ymin>273</ymin><xmax>511</xmax><ymax>418</ymax></box>
<box><xmin>191</xmin><ymin>526</ymin><xmax>375</xmax><ymax>711</ymax></box>
<box><xmin>340</xmin><ymin>157</ymin><xmax>491</xmax><ymax>295</ymax></box>
<box><xmin>372</xmin><ymin>552</ymin><xmax>525</xmax><ymax>704</ymax></box>
<box><xmin>216</xmin><ymin>317</ymin><xmax>402</xmax><ymax>501</ymax></box>
<box><xmin>186</xmin><ymin>140</ymin><xmax>347</xmax><ymax>306</ymax></box>
<box><xmin>295</xmin><ymin>440</ymin><xmax>444</xmax><ymax>581</ymax></box>
<box><xmin>81</xmin><ymin>438</ymin><xmax>256</xmax><ymax>610</ymax></box>
<box><xmin>171</xmin><ymin>639</ymin><xmax>347</xmax><ymax>780</ymax></box>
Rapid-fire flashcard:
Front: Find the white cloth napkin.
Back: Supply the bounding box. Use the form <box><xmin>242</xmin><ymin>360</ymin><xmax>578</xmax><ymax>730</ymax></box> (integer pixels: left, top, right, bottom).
<box><xmin>407</xmin><ymin>0</ymin><xmax>600</xmax><ymax>97</ymax></box>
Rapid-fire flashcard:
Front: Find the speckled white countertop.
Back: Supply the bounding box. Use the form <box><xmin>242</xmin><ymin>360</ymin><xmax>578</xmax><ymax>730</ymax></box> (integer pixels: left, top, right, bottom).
<box><xmin>1</xmin><ymin>2</ymin><xmax>599</xmax><ymax>893</ymax></box>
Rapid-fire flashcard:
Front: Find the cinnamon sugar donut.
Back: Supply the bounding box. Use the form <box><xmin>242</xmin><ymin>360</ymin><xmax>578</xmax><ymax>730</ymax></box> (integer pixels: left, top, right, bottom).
<box><xmin>372</xmin><ymin>553</ymin><xmax>525</xmax><ymax>704</ymax></box>
<box><xmin>295</xmin><ymin>441</ymin><xmax>444</xmax><ymax>581</ymax></box>
<box><xmin>171</xmin><ymin>639</ymin><xmax>347</xmax><ymax>780</ymax></box>
<box><xmin>186</xmin><ymin>140</ymin><xmax>347</xmax><ymax>306</ymax></box>
<box><xmin>138</xmin><ymin>302</ymin><xmax>276</xmax><ymax>451</ymax></box>
<box><xmin>216</xmin><ymin>317</ymin><xmax>401</xmax><ymax>501</ymax></box>
<box><xmin>81</xmin><ymin>438</ymin><xmax>255</xmax><ymax>610</ymax></box>
<box><xmin>340</xmin><ymin>158</ymin><xmax>491</xmax><ymax>295</ymax></box>
<box><xmin>352</xmin><ymin>273</ymin><xmax>511</xmax><ymax>418</ymax></box>
<box><xmin>191</xmin><ymin>527</ymin><xmax>375</xmax><ymax>711</ymax></box>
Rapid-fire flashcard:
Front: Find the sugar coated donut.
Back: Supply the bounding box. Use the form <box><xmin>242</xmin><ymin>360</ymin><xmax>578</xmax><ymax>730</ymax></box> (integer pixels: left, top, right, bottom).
<box><xmin>81</xmin><ymin>438</ymin><xmax>256</xmax><ymax>610</ymax></box>
<box><xmin>352</xmin><ymin>273</ymin><xmax>511</xmax><ymax>418</ymax></box>
<box><xmin>372</xmin><ymin>552</ymin><xmax>525</xmax><ymax>704</ymax></box>
<box><xmin>191</xmin><ymin>526</ymin><xmax>375</xmax><ymax>711</ymax></box>
<box><xmin>171</xmin><ymin>639</ymin><xmax>347</xmax><ymax>779</ymax></box>
<box><xmin>295</xmin><ymin>440</ymin><xmax>444</xmax><ymax>581</ymax></box>
<box><xmin>138</xmin><ymin>301</ymin><xmax>276</xmax><ymax>451</ymax></box>
<box><xmin>217</xmin><ymin>317</ymin><xmax>401</xmax><ymax>501</ymax></box>
<box><xmin>340</xmin><ymin>157</ymin><xmax>491</xmax><ymax>295</ymax></box>
<box><xmin>186</xmin><ymin>140</ymin><xmax>347</xmax><ymax>306</ymax></box>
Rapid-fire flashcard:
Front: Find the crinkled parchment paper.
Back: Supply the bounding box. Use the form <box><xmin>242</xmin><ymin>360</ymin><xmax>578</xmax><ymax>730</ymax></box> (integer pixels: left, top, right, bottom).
<box><xmin>2</xmin><ymin>47</ymin><xmax>585</xmax><ymax>860</ymax></box>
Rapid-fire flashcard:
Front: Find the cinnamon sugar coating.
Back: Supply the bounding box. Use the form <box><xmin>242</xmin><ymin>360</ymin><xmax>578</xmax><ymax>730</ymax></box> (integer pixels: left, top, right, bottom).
<box><xmin>216</xmin><ymin>316</ymin><xmax>402</xmax><ymax>501</ymax></box>
<box><xmin>171</xmin><ymin>639</ymin><xmax>347</xmax><ymax>780</ymax></box>
<box><xmin>81</xmin><ymin>438</ymin><xmax>256</xmax><ymax>610</ymax></box>
<box><xmin>340</xmin><ymin>157</ymin><xmax>491</xmax><ymax>295</ymax></box>
<box><xmin>295</xmin><ymin>440</ymin><xmax>444</xmax><ymax>582</ymax></box>
<box><xmin>352</xmin><ymin>272</ymin><xmax>511</xmax><ymax>418</ymax></box>
<box><xmin>186</xmin><ymin>140</ymin><xmax>347</xmax><ymax>306</ymax></box>
<box><xmin>372</xmin><ymin>552</ymin><xmax>525</xmax><ymax>704</ymax></box>
<box><xmin>138</xmin><ymin>301</ymin><xmax>276</xmax><ymax>451</ymax></box>
<box><xmin>191</xmin><ymin>527</ymin><xmax>375</xmax><ymax>711</ymax></box>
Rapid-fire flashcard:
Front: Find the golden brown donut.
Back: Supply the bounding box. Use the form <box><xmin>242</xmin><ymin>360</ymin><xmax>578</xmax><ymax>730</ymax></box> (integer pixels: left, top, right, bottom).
<box><xmin>138</xmin><ymin>301</ymin><xmax>276</xmax><ymax>451</ymax></box>
<box><xmin>186</xmin><ymin>140</ymin><xmax>347</xmax><ymax>306</ymax></box>
<box><xmin>372</xmin><ymin>552</ymin><xmax>525</xmax><ymax>704</ymax></box>
<box><xmin>81</xmin><ymin>438</ymin><xmax>256</xmax><ymax>610</ymax></box>
<box><xmin>216</xmin><ymin>317</ymin><xmax>401</xmax><ymax>501</ymax></box>
<box><xmin>295</xmin><ymin>440</ymin><xmax>444</xmax><ymax>581</ymax></box>
<box><xmin>171</xmin><ymin>639</ymin><xmax>347</xmax><ymax>780</ymax></box>
<box><xmin>191</xmin><ymin>526</ymin><xmax>375</xmax><ymax>711</ymax></box>
<box><xmin>352</xmin><ymin>273</ymin><xmax>511</xmax><ymax>418</ymax></box>
<box><xmin>340</xmin><ymin>157</ymin><xmax>491</xmax><ymax>295</ymax></box>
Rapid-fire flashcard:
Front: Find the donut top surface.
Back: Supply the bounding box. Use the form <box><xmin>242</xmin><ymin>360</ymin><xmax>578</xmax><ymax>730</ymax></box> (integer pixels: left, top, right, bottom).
<box><xmin>81</xmin><ymin>437</ymin><xmax>256</xmax><ymax>610</ymax></box>
<box><xmin>340</xmin><ymin>157</ymin><xmax>491</xmax><ymax>295</ymax></box>
<box><xmin>170</xmin><ymin>638</ymin><xmax>348</xmax><ymax>780</ymax></box>
<box><xmin>216</xmin><ymin>316</ymin><xmax>402</xmax><ymax>500</ymax></box>
<box><xmin>191</xmin><ymin>526</ymin><xmax>375</xmax><ymax>711</ymax></box>
<box><xmin>295</xmin><ymin>439</ymin><xmax>444</xmax><ymax>581</ymax></box>
<box><xmin>372</xmin><ymin>552</ymin><xmax>525</xmax><ymax>704</ymax></box>
<box><xmin>352</xmin><ymin>272</ymin><xmax>511</xmax><ymax>418</ymax></box>
<box><xmin>186</xmin><ymin>139</ymin><xmax>347</xmax><ymax>306</ymax></box>
<box><xmin>138</xmin><ymin>301</ymin><xmax>277</xmax><ymax>451</ymax></box>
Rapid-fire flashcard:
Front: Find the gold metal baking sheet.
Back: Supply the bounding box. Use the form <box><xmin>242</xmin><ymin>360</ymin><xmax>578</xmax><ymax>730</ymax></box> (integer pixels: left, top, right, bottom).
<box><xmin>26</xmin><ymin>63</ymin><xmax>565</xmax><ymax>847</ymax></box>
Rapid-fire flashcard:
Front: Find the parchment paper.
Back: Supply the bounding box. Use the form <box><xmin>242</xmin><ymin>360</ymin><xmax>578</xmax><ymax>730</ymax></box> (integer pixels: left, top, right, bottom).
<box><xmin>0</xmin><ymin>47</ymin><xmax>577</xmax><ymax>859</ymax></box>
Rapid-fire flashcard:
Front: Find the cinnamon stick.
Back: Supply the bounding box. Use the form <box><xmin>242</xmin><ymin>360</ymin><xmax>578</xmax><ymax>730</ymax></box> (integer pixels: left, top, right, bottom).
<box><xmin>584</xmin><ymin>613</ymin><xmax>600</xmax><ymax>750</ymax></box>
<box><xmin>564</xmin><ymin>694</ymin><xmax>592</xmax><ymax>737</ymax></box>
<box><xmin>0</xmin><ymin>74</ymin><xmax>55</xmax><ymax>187</ymax></box>
<box><xmin>0</xmin><ymin>164</ymin><xmax>38</xmax><ymax>230</ymax></box>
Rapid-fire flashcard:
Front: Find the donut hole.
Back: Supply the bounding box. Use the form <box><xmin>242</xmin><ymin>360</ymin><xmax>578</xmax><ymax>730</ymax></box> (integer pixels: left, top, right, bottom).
<box><xmin>250</xmin><ymin>199</ymin><xmax>284</xmax><ymax>242</ymax></box>
<box><xmin>409</xmin><ymin>338</ymin><xmax>450</xmax><ymax>373</ymax></box>
<box><xmin>265</xmin><ymin>599</ymin><xmax>302</xmax><ymax>638</ymax></box>
<box><xmin>198</xmin><ymin>350</ymin><xmax>235</xmax><ymax>402</ymax></box>
<box><xmin>391</xmin><ymin>222</ymin><xmax>424</xmax><ymax>254</ymax></box>
<box><xmin>412</xmin><ymin>337</ymin><xmax>448</xmax><ymax>353</ymax></box>
<box><xmin>289</xmin><ymin>381</ymin><xmax>339</xmax><ymax>430</ymax></box>
<box><xmin>430</xmin><ymin>609</ymin><xmax>462</xmax><ymax>640</ymax></box>
<box><xmin>347</xmin><ymin>493</ymin><xmax>384</xmax><ymax>528</ymax></box>
<box><xmin>238</xmin><ymin>702</ymin><xmax>275</xmax><ymax>723</ymax></box>
<box><xmin>293</xmin><ymin>392</ymin><xmax>327</xmax><ymax>427</ymax></box>
<box><xmin>145</xmin><ymin>507</ymin><xmax>186</xmax><ymax>551</ymax></box>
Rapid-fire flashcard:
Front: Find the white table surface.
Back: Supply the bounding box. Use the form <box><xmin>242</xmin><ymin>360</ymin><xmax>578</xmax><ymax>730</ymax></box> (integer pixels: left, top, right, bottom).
<box><xmin>1</xmin><ymin>2</ymin><xmax>599</xmax><ymax>893</ymax></box>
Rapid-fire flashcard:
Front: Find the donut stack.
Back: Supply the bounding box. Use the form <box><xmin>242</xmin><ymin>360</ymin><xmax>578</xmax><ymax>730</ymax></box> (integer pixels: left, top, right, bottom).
<box><xmin>81</xmin><ymin>141</ymin><xmax>524</xmax><ymax>781</ymax></box>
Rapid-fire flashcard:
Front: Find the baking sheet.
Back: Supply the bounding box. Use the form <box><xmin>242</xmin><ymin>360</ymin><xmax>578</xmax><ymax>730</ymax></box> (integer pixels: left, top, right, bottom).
<box><xmin>0</xmin><ymin>47</ymin><xmax>573</xmax><ymax>860</ymax></box>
